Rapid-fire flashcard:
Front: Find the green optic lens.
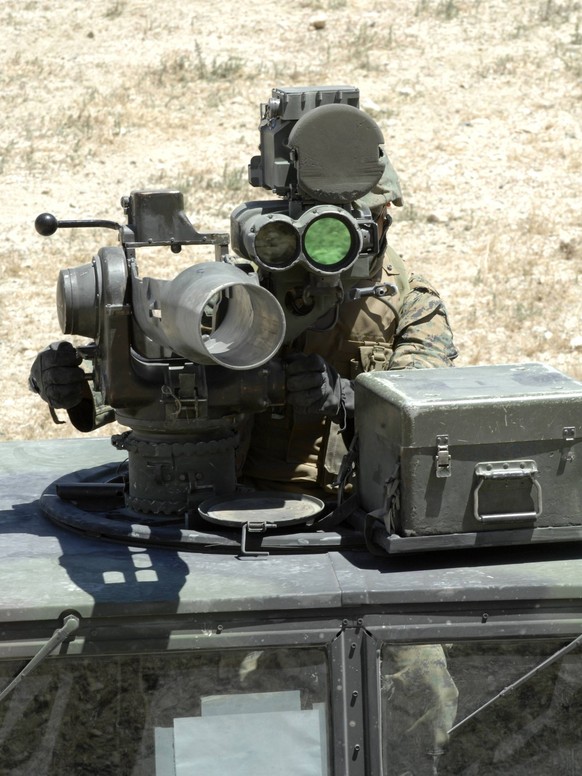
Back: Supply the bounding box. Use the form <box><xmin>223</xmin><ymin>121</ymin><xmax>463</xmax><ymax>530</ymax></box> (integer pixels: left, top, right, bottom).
<box><xmin>255</xmin><ymin>221</ymin><xmax>299</xmax><ymax>265</ymax></box>
<box><xmin>304</xmin><ymin>217</ymin><xmax>352</xmax><ymax>266</ymax></box>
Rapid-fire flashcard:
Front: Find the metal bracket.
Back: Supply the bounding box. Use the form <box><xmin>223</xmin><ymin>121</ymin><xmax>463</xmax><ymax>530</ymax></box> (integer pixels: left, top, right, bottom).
<box><xmin>330</xmin><ymin>624</ymin><xmax>375</xmax><ymax>775</ymax></box>
<box><xmin>105</xmin><ymin>303</ymin><xmax>132</xmax><ymax>317</ymax></box>
<box><xmin>240</xmin><ymin>521</ymin><xmax>276</xmax><ymax>557</ymax></box>
<box><xmin>435</xmin><ymin>435</ymin><xmax>451</xmax><ymax>478</ymax></box>
<box><xmin>347</xmin><ymin>282</ymin><xmax>398</xmax><ymax>301</ymax></box>
<box><xmin>563</xmin><ymin>426</ymin><xmax>576</xmax><ymax>442</ymax></box>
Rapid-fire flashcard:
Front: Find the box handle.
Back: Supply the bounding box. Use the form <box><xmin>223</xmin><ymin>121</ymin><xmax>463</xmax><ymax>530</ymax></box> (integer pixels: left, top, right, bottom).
<box><xmin>473</xmin><ymin>460</ymin><xmax>543</xmax><ymax>523</ymax></box>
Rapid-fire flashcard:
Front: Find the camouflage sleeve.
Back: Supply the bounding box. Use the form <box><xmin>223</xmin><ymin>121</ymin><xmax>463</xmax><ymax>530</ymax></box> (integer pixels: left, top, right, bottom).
<box><xmin>388</xmin><ymin>274</ymin><xmax>458</xmax><ymax>370</ymax></box>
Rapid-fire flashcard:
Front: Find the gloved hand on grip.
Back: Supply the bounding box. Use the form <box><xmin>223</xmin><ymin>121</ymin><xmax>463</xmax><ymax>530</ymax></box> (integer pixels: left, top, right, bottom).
<box><xmin>28</xmin><ymin>341</ymin><xmax>87</xmax><ymax>410</ymax></box>
<box><xmin>285</xmin><ymin>353</ymin><xmax>354</xmax><ymax>420</ymax></box>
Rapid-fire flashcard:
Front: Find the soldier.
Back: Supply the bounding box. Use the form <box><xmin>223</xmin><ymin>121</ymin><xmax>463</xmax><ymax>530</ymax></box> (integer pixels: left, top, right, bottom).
<box><xmin>215</xmin><ymin>150</ymin><xmax>456</xmax><ymax>502</ymax></box>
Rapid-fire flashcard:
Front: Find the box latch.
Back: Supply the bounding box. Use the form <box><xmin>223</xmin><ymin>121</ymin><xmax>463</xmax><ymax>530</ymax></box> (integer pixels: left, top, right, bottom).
<box><xmin>435</xmin><ymin>435</ymin><xmax>451</xmax><ymax>478</ymax></box>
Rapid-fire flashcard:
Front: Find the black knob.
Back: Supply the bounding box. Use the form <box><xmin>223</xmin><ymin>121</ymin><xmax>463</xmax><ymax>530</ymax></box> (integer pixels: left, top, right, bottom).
<box><xmin>35</xmin><ymin>212</ymin><xmax>59</xmax><ymax>236</ymax></box>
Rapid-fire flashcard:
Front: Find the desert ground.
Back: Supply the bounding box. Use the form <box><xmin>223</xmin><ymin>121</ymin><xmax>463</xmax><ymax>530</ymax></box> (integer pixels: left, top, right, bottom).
<box><xmin>0</xmin><ymin>0</ymin><xmax>580</xmax><ymax>442</ymax></box>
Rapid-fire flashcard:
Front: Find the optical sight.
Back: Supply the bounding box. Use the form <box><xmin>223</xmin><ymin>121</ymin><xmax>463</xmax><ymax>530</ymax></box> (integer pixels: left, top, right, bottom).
<box><xmin>232</xmin><ymin>87</ymin><xmax>384</xmax><ymax>281</ymax></box>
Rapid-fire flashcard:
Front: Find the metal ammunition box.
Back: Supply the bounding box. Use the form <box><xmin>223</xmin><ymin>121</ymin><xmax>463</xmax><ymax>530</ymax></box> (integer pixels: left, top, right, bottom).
<box><xmin>356</xmin><ymin>363</ymin><xmax>582</xmax><ymax>551</ymax></box>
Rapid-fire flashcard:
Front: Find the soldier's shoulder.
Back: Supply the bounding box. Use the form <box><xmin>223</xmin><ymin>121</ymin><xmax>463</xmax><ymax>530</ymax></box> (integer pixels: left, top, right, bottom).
<box><xmin>407</xmin><ymin>272</ymin><xmax>443</xmax><ymax>298</ymax></box>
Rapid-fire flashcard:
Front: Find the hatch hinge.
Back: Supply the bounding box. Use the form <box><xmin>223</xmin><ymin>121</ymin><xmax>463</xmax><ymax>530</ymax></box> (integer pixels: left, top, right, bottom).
<box><xmin>240</xmin><ymin>521</ymin><xmax>276</xmax><ymax>557</ymax></box>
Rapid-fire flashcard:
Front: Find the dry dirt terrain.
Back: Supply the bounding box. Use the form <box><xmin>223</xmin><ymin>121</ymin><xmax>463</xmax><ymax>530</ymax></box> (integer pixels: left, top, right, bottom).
<box><xmin>1</xmin><ymin>0</ymin><xmax>581</xmax><ymax>442</ymax></box>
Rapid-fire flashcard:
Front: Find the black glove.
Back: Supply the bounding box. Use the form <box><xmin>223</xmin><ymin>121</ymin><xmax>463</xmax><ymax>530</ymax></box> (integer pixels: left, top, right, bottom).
<box><xmin>28</xmin><ymin>341</ymin><xmax>87</xmax><ymax>410</ymax></box>
<box><xmin>285</xmin><ymin>353</ymin><xmax>354</xmax><ymax>420</ymax></box>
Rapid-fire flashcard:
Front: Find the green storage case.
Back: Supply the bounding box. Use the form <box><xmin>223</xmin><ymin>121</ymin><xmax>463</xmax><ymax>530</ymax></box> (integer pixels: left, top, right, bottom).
<box><xmin>355</xmin><ymin>363</ymin><xmax>582</xmax><ymax>552</ymax></box>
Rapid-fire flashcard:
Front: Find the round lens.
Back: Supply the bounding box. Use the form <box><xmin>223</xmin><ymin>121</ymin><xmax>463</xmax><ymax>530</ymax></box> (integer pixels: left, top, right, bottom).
<box><xmin>255</xmin><ymin>221</ymin><xmax>299</xmax><ymax>266</ymax></box>
<box><xmin>303</xmin><ymin>217</ymin><xmax>353</xmax><ymax>268</ymax></box>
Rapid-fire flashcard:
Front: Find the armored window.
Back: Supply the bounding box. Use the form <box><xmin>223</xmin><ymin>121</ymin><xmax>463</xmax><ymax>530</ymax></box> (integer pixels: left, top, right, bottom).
<box><xmin>0</xmin><ymin>646</ymin><xmax>330</xmax><ymax>775</ymax></box>
<box><xmin>380</xmin><ymin>638</ymin><xmax>582</xmax><ymax>775</ymax></box>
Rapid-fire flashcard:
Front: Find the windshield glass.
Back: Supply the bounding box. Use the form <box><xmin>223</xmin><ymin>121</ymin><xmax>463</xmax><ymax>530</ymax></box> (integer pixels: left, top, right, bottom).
<box><xmin>381</xmin><ymin>638</ymin><xmax>582</xmax><ymax>775</ymax></box>
<box><xmin>0</xmin><ymin>646</ymin><xmax>330</xmax><ymax>775</ymax></box>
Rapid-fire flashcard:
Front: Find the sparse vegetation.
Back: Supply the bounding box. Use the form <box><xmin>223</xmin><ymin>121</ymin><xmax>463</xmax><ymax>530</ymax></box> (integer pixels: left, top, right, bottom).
<box><xmin>436</xmin><ymin>0</ymin><xmax>460</xmax><ymax>20</ymax></box>
<box><xmin>0</xmin><ymin>0</ymin><xmax>581</xmax><ymax>442</ymax></box>
<box><xmin>104</xmin><ymin>1</ymin><xmax>126</xmax><ymax>19</ymax></box>
<box><xmin>153</xmin><ymin>45</ymin><xmax>248</xmax><ymax>86</ymax></box>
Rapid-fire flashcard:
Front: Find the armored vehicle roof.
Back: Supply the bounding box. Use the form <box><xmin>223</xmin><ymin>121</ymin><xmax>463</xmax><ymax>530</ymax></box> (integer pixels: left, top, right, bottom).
<box><xmin>3</xmin><ymin>438</ymin><xmax>582</xmax><ymax>776</ymax></box>
<box><xmin>2</xmin><ymin>437</ymin><xmax>582</xmax><ymax>626</ymax></box>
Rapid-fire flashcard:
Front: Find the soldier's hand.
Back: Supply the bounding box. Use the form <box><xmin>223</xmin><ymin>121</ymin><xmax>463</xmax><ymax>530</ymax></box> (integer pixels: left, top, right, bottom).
<box><xmin>28</xmin><ymin>341</ymin><xmax>87</xmax><ymax>410</ymax></box>
<box><xmin>285</xmin><ymin>353</ymin><xmax>354</xmax><ymax>419</ymax></box>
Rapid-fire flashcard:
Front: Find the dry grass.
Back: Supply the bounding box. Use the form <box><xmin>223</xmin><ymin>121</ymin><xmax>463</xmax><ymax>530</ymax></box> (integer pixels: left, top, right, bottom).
<box><xmin>1</xmin><ymin>0</ymin><xmax>581</xmax><ymax>442</ymax></box>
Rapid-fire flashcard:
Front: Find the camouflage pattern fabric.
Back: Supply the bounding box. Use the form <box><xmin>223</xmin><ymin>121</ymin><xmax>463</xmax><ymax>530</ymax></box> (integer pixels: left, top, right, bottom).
<box><xmin>389</xmin><ymin>273</ymin><xmax>458</xmax><ymax>370</ymax></box>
